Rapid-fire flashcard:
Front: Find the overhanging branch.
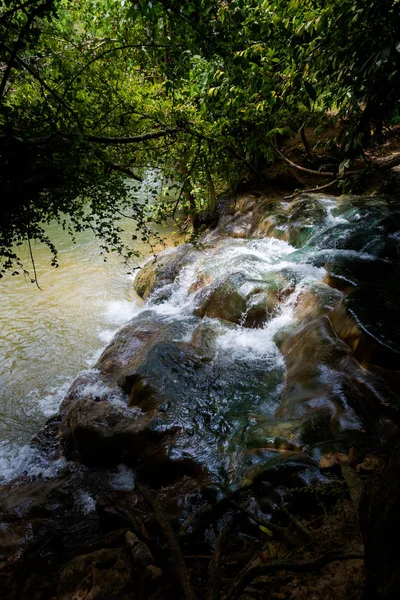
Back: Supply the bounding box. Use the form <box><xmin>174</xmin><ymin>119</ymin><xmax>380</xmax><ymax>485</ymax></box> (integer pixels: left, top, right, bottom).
<box><xmin>83</xmin><ymin>128</ymin><xmax>178</xmax><ymax>144</ymax></box>
<box><xmin>272</xmin><ymin>143</ymin><xmax>335</xmax><ymax>177</ymax></box>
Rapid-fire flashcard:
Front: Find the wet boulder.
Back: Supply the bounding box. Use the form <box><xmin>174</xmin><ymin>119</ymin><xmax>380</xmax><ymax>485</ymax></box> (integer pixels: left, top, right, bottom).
<box><xmin>334</xmin><ymin>194</ymin><xmax>394</xmax><ymax>219</ymax></box>
<box><xmin>285</xmin><ymin>194</ymin><xmax>328</xmax><ymax>246</ymax></box>
<box><xmin>325</xmin><ymin>255</ymin><xmax>400</xmax><ymax>370</ymax></box>
<box><xmin>60</xmin><ymin>369</ymin><xmax>127</xmax><ymax>415</ymax></box>
<box><xmin>214</xmin><ymin>194</ymin><xmax>258</xmax><ymax>239</ymax></box>
<box><xmin>193</xmin><ymin>275</ymin><xmax>247</xmax><ymax>324</ymax></box>
<box><xmin>276</xmin><ymin>308</ymin><xmax>399</xmax><ymax>453</ymax></box>
<box><xmin>193</xmin><ymin>270</ymin><xmax>292</xmax><ymax>327</ymax></box>
<box><xmin>217</xmin><ymin>212</ymin><xmax>254</xmax><ymax>238</ymax></box>
<box><xmin>60</xmin><ymin>399</ymin><xmax>166</xmax><ymax>467</ymax></box>
<box><xmin>134</xmin><ymin>244</ymin><xmax>199</xmax><ymax>299</ymax></box>
<box><xmin>95</xmin><ymin>311</ymin><xmax>170</xmax><ymax>383</ymax></box>
<box><xmin>252</xmin><ymin>193</ymin><xmax>328</xmax><ymax>247</ymax></box>
<box><xmin>251</xmin><ymin>199</ymin><xmax>289</xmax><ymax>241</ymax></box>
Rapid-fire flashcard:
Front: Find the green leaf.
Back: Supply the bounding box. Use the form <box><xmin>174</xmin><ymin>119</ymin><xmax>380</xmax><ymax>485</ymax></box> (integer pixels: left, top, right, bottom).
<box><xmin>259</xmin><ymin>525</ymin><xmax>273</xmax><ymax>536</ymax></box>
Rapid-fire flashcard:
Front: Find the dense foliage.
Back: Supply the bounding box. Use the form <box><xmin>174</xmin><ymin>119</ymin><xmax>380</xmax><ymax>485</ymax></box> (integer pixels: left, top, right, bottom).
<box><xmin>1</xmin><ymin>0</ymin><xmax>399</xmax><ymax>276</ymax></box>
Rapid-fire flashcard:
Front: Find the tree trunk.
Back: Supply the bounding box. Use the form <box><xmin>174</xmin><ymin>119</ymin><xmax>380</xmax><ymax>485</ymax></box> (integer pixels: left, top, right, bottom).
<box><xmin>361</xmin><ymin>439</ymin><xmax>400</xmax><ymax>599</ymax></box>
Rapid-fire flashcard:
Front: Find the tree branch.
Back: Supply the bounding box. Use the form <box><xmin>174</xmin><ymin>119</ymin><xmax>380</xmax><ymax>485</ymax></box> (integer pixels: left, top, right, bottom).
<box><xmin>284</xmin><ymin>179</ymin><xmax>339</xmax><ymax>200</ymax></box>
<box><xmin>375</xmin><ymin>153</ymin><xmax>400</xmax><ymax>170</ymax></box>
<box><xmin>62</xmin><ymin>43</ymin><xmax>178</xmax><ymax>98</ymax></box>
<box><xmin>0</xmin><ymin>1</ymin><xmax>53</xmax><ymax>100</ymax></box>
<box><xmin>226</xmin><ymin>551</ymin><xmax>364</xmax><ymax>600</ymax></box>
<box><xmin>83</xmin><ymin>128</ymin><xmax>178</xmax><ymax>144</ymax></box>
<box><xmin>27</xmin><ymin>237</ymin><xmax>41</xmax><ymax>290</ymax></box>
<box><xmin>6</xmin><ymin>46</ymin><xmax>78</xmax><ymax>119</ymax></box>
<box><xmin>206</xmin><ymin>517</ymin><xmax>234</xmax><ymax>600</ymax></box>
<box><xmin>0</xmin><ymin>0</ymin><xmax>46</xmax><ymax>25</ymax></box>
<box><xmin>272</xmin><ymin>143</ymin><xmax>335</xmax><ymax>177</ymax></box>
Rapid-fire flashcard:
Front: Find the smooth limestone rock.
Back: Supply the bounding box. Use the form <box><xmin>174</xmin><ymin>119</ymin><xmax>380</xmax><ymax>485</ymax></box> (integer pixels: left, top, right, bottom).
<box><xmin>251</xmin><ymin>193</ymin><xmax>328</xmax><ymax>246</ymax></box>
<box><xmin>276</xmin><ymin>310</ymin><xmax>399</xmax><ymax>450</ymax></box>
<box><xmin>193</xmin><ymin>270</ymin><xmax>293</xmax><ymax>327</ymax></box>
<box><xmin>95</xmin><ymin>311</ymin><xmax>170</xmax><ymax>383</ymax></box>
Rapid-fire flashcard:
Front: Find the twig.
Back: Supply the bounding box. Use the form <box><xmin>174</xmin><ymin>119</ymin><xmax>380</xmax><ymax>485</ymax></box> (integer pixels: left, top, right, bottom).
<box><xmin>206</xmin><ymin>517</ymin><xmax>235</xmax><ymax>600</ymax></box>
<box><xmin>225</xmin><ymin>550</ymin><xmax>364</xmax><ymax>600</ymax></box>
<box><xmin>136</xmin><ymin>483</ymin><xmax>196</xmax><ymax>600</ymax></box>
<box><xmin>284</xmin><ymin>178</ymin><xmax>339</xmax><ymax>200</ymax></box>
<box><xmin>27</xmin><ymin>238</ymin><xmax>41</xmax><ymax>290</ymax></box>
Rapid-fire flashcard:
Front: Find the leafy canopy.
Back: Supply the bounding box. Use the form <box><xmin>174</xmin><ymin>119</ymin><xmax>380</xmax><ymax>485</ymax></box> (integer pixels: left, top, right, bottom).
<box><xmin>1</xmin><ymin>0</ymin><xmax>399</xmax><ymax>276</ymax></box>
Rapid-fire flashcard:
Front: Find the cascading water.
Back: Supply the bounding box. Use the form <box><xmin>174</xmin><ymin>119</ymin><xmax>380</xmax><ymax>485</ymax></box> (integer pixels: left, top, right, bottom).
<box><xmin>1</xmin><ymin>191</ymin><xmax>399</xmax><ymax>489</ymax></box>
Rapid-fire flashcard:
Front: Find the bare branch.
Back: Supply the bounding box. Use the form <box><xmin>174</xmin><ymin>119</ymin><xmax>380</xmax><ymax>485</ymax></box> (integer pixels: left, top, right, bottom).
<box><xmin>272</xmin><ymin>143</ymin><xmax>335</xmax><ymax>177</ymax></box>
<box><xmin>226</xmin><ymin>551</ymin><xmax>364</xmax><ymax>600</ymax></box>
<box><xmin>284</xmin><ymin>178</ymin><xmax>339</xmax><ymax>200</ymax></box>
<box><xmin>27</xmin><ymin>238</ymin><xmax>42</xmax><ymax>290</ymax></box>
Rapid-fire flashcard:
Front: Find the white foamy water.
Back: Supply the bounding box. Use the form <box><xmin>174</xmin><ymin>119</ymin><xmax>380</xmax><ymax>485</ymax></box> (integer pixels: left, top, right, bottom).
<box><xmin>0</xmin><ymin>192</ymin><xmax>356</xmax><ymax>483</ymax></box>
<box><xmin>110</xmin><ymin>464</ymin><xmax>136</xmax><ymax>490</ymax></box>
<box><xmin>74</xmin><ymin>490</ymin><xmax>97</xmax><ymax>514</ymax></box>
<box><xmin>143</xmin><ymin>234</ymin><xmax>327</xmax><ymax>373</ymax></box>
<box><xmin>0</xmin><ymin>441</ymin><xmax>67</xmax><ymax>484</ymax></box>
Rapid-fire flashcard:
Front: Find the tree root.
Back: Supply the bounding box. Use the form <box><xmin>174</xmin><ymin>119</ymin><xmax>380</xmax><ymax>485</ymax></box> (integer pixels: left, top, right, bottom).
<box><xmin>230</xmin><ymin>501</ymin><xmax>302</xmax><ymax>548</ymax></box>
<box><xmin>206</xmin><ymin>516</ymin><xmax>235</xmax><ymax>600</ymax></box>
<box><xmin>278</xmin><ymin>505</ymin><xmax>314</xmax><ymax>544</ymax></box>
<box><xmin>136</xmin><ymin>483</ymin><xmax>196</xmax><ymax>600</ymax></box>
<box><xmin>225</xmin><ymin>550</ymin><xmax>364</xmax><ymax>600</ymax></box>
<box><xmin>277</xmin><ymin>146</ymin><xmax>400</xmax><ymax>201</ymax></box>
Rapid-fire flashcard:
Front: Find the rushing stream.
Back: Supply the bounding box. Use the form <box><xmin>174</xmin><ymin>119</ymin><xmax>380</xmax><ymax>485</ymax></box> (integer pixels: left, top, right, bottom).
<box><xmin>1</xmin><ymin>190</ymin><xmax>399</xmax><ymax>488</ymax></box>
<box><xmin>0</xmin><ymin>189</ymin><xmax>399</xmax><ymax>600</ymax></box>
